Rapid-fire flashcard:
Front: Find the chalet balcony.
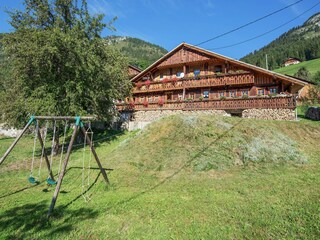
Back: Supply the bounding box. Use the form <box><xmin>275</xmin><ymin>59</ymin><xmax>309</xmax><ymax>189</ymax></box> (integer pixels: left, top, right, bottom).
<box><xmin>116</xmin><ymin>95</ymin><xmax>296</xmax><ymax>112</ymax></box>
<box><xmin>133</xmin><ymin>72</ymin><xmax>255</xmax><ymax>94</ymax></box>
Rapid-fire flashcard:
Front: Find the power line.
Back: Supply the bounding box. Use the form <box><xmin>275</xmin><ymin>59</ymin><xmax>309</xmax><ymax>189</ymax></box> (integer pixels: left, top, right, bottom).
<box><xmin>195</xmin><ymin>0</ymin><xmax>304</xmax><ymax>46</ymax></box>
<box><xmin>208</xmin><ymin>1</ymin><xmax>320</xmax><ymax>51</ymax></box>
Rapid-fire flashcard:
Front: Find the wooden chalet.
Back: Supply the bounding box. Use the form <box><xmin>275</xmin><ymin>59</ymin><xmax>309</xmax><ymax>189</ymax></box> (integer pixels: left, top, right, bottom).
<box><xmin>284</xmin><ymin>57</ymin><xmax>302</xmax><ymax>67</ymax></box>
<box><xmin>117</xmin><ymin>43</ymin><xmax>309</xmax><ymax>114</ymax></box>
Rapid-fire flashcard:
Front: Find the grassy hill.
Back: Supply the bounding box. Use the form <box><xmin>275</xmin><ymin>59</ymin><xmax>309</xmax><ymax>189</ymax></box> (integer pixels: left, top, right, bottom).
<box><xmin>0</xmin><ymin>114</ymin><xmax>320</xmax><ymax>239</ymax></box>
<box><xmin>241</xmin><ymin>12</ymin><xmax>320</xmax><ymax>70</ymax></box>
<box><xmin>105</xmin><ymin>36</ymin><xmax>168</xmax><ymax>70</ymax></box>
<box><xmin>274</xmin><ymin>58</ymin><xmax>320</xmax><ymax>77</ymax></box>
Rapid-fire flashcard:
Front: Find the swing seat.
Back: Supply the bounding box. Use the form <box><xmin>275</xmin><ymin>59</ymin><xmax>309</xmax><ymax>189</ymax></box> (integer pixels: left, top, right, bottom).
<box><xmin>46</xmin><ymin>178</ymin><xmax>57</xmax><ymax>185</ymax></box>
<box><xmin>28</xmin><ymin>176</ymin><xmax>39</xmax><ymax>184</ymax></box>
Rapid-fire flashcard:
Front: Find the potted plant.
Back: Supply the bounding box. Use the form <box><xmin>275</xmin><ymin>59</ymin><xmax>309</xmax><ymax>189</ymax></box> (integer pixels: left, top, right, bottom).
<box><xmin>143</xmin><ymin>100</ymin><xmax>149</xmax><ymax>107</ymax></box>
<box><xmin>158</xmin><ymin>98</ymin><xmax>164</xmax><ymax>106</ymax></box>
<box><xmin>145</xmin><ymin>80</ymin><xmax>151</xmax><ymax>88</ymax></box>
<box><xmin>172</xmin><ymin>77</ymin><xmax>178</xmax><ymax>84</ymax></box>
<box><xmin>135</xmin><ymin>82</ymin><xmax>142</xmax><ymax>89</ymax></box>
<box><xmin>129</xmin><ymin>101</ymin><xmax>135</xmax><ymax>109</ymax></box>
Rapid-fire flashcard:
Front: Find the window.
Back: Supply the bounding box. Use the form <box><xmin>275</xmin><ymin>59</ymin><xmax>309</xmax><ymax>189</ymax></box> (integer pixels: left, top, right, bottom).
<box><xmin>160</xmin><ymin>74</ymin><xmax>164</xmax><ymax>80</ymax></box>
<box><xmin>203</xmin><ymin>90</ymin><xmax>209</xmax><ymax>99</ymax></box>
<box><xmin>257</xmin><ymin>89</ymin><xmax>265</xmax><ymax>96</ymax></box>
<box><xmin>215</xmin><ymin>65</ymin><xmax>223</xmax><ymax>73</ymax></box>
<box><xmin>204</xmin><ymin>63</ymin><xmax>208</xmax><ymax>72</ymax></box>
<box><xmin>219</xmin><ymin>92</ymin><xmax>224</xmax><ymax>97</ymax></box>
<box><xmin>270</xmin><ymin>87</ymin><xmax>277</xmax><ymax>94</ymax></box>
<box><xmin>230</xmin><ymin>90</ymin><xmax>236</xmax><ymax>97</ymax></box>
<box><xmin>242</xmin><ymin>90</ymin><xmax>249</xmax><ymax>96</ymax></box>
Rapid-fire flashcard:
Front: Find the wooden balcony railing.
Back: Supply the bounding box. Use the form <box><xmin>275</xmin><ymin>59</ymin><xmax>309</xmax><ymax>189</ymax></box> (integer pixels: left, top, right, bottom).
<box><xmin>116</xmin><ymin>95</ymin><xmax>296</xmax><ymax>111</ymax></box>
<box><xmin>133</xmin><ymin>72</ymin><xmax>255</xmax><ymax>93</ymax></box>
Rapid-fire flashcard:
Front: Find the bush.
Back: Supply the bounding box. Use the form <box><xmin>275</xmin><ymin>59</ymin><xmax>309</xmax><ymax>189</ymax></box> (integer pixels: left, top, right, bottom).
<box><xmin>242</xmin><ymin>94</ymin><xmax>249</xmax><ymax>99</ymax></box>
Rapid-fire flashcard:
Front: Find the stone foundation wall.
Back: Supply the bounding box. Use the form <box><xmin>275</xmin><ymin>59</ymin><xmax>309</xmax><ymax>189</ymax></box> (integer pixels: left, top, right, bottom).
<box><xmin>242</xmin><ymin>109</ymin><xmax>295</xmax><ymax>121</ymax></box>
<box><xmin>120</xmin><ymin>108</ymin><xmax>296</xmax><ymax>131</ymax></box>
<box><xmin>0</xmin><ymin>124</ymin><xmax>22</xmax><ymax>137</ymax></box>
<box><xmin>133</xmin><ymin>110</ymin><xmax>230</xmax><ymax>122</ymax></box>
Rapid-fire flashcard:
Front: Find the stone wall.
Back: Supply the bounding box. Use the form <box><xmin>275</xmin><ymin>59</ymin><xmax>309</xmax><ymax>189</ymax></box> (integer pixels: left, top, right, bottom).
<box><xmin>121</xmin><ymin>110</ymin><xmax>230</xmax><ymax>131</ymax></box>
<box><xmin>120</xmin><ymin>108</ymin><xmax>296</xmax><ymax>131</ymax></box>
<box><xmin>133</xmin><ymin>110</ymin><xmax>230</xmax><ymax>122</ymax></box>
<box><xmin>242</xmin><ymin>109</ymin><xmax>295</xmax><ymax>121</ymax></box>
<box><xmin>305</xmin><ymin>107</ymin><xmax>320</xmax><ymax>121</ymax></box>
<box><xmin>0</xmin><ymin>124</ymin><xmax>22</xmax><ymax>137</ymax></box>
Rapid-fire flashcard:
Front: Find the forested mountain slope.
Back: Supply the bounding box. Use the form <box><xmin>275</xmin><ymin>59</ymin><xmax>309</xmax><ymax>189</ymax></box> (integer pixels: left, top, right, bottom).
<box><xmin>241</xmin><ymin>13</ymin><xmax>320</xmax><ymax>70</ymax></box>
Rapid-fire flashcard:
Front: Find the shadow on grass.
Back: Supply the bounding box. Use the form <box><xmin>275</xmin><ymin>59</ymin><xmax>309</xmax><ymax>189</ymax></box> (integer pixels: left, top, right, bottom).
<box><xmin>108</xmin><ymin>118</ymin><xmax>244</xmax><ymax>209</ymax></box>
<box><xmin>0</xmin><ymin>201</ymin><xmax>98</xmax><ymax>239</ymax></box>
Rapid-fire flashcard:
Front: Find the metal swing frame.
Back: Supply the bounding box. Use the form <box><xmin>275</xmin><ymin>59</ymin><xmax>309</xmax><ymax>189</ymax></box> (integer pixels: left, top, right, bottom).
<box><xmin>0</xmin><ymin>115</ymin><xmax>109</xmax><ymax>217</ymax></box>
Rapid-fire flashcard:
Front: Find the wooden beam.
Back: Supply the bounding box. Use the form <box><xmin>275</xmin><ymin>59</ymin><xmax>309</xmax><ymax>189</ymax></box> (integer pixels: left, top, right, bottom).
<box><xmin>0</xmin><ymin>118</ymin><xmax>34</xmax><ymax>165</ymax></box>
<box><xmin>47</xmin><ymin>124</ymin><xmax>79</xmax><ymax>217</ymax></box>
<box><xmin>34</xmin><ymin>116</ymin><xmax>95</xmax><ymax>121</ymax></box>
<box><xmin>36</xmin><ymin>127</ymin><xmax>55</xmax><ymax>180</ymax></box>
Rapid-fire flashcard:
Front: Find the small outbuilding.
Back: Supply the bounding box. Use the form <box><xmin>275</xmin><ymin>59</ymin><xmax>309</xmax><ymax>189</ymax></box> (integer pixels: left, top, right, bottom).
<box><xmin>284</xmin><ymin>57</ymin><xmax>302</xmax><ymax>67</ymax></box>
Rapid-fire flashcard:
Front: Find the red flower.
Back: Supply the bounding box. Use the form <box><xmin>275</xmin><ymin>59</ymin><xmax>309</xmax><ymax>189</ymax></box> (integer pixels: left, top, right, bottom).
<box><xmin>158</xmin><ymin>98</ymin><xmax>164</xmax><ymax>106</ymax></box>
<box><xmin>129</xmin><ymin>101</ymin><xmax>135</xmax><ymax>109</ymax></box>
<box><xmin>135</xmin><ymin>82</ymin><xmax>142</xmax><ymax>88</ymax></box>
<box><xmin>145</xmin><ymin>80</ymin><xmax>151</xmax><ymax>86</ymax></box>
<box><xmin>172</xmin><ymin>77</ymin><xmax>178</xmax><ymax>83</ymax></box>
<box><xmin>143</xmin><ymin>100</ymin><xmax>149</xmax><ymax>107</ymax></box>
<box><xmin>162</xmin><ymin>78</ymin><xmax>168</xmax><ymax>83</ymax></box>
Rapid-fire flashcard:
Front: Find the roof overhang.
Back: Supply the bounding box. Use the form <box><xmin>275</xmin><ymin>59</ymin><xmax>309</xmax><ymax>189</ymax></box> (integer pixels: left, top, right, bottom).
<box><xmin>131</xmin><ymin>43</ymin><xmax>310</xmax><ymax>88</ymax></box>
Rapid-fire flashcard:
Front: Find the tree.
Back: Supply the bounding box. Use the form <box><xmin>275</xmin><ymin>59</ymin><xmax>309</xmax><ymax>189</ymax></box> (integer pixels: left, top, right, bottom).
<box><xmin>0</xmin><ymin>0</ymin><xmax>131</xmax><ymax>127</ymax></box>
<box><xmin>313</xmin><ymin>70</ymin><xmax>320</xmax><ymax>84</ymax></box>
<box><xmin>294</xmin><ymin>67</ymin><xmax>311</xmax><ymax>81</ymax></box>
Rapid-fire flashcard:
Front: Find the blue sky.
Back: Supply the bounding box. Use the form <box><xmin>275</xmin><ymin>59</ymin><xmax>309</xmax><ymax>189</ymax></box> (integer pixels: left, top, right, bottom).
<box><xmin>0</xmin><ymin>0</ymin><xmax>319</xmax><ymax>59</ymax></box>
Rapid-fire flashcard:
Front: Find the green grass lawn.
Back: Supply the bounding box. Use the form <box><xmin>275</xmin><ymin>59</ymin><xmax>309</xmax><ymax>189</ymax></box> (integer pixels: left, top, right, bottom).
<box><xmin>0</xmin><ymin>115</ymin><xmax>320</xmax><ymax>239</ymax></box>
<box><xmin>274</xmin><ymin>58</ymin><xmax>320</xmax><ymax>77</ymax></box>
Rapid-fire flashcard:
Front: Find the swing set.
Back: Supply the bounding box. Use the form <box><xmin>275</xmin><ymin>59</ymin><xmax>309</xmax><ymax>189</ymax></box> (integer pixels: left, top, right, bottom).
<box><xmin>0</xmin><ymin>116</ymin><xmax>109</xmax><ymax>217</ymax></box>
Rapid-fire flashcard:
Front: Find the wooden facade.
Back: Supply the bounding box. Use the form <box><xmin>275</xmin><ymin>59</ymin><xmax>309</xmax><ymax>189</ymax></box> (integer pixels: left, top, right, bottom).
<box><xmin>117</xmin><ymin>43</ymin><xmax>309</xmax><ymax>112</ymax></box>
<box><xmin>128</xmin><ymin>65</ymin><xmax>142</xmax><ymax>78</ymax></box>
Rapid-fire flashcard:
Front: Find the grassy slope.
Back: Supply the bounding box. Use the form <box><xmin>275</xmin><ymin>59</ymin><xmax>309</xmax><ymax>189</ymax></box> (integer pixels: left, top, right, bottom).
<box><xmin>274</xmin><ymin>58</ymin><xmax>320</xmax><ymax>77</ymax></box>
<box><xmin>0</xmin><ymin>115</ymin><xmax>320</xmax><ymax>239</ymax></box>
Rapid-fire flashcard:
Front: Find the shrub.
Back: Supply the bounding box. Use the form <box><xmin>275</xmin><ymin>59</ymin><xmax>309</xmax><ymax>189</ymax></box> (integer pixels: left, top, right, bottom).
<box><xmin>242</xmin><ymin>94</ymin><xmax>249</xmax><ymax>99</ymax></box>
<box><xmin>220</xmin><ymin>96</ymin><xmax>226</xmax><ymax>100</ymax></box>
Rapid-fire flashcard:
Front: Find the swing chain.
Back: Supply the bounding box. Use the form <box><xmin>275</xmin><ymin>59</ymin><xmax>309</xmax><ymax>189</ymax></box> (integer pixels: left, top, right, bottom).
<box><xmin>38</xmin><ymin>120</ymin><xmax>49</xmax><ymax>180</ymax></box>
<box><xmin>30</xmin><ymin>120</ymin><xmax>39</xmax><ymax>176</ymax></box>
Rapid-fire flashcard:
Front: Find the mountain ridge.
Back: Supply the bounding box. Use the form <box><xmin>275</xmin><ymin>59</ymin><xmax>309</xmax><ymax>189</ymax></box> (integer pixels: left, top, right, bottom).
<box><xmin>105</xmin><ymin>35</ymin><xmax>168</xmax><ymax>70</ymax></box>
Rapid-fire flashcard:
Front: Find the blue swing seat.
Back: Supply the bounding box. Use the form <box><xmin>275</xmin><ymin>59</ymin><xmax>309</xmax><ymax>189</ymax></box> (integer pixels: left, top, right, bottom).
<box><xmin>28</xmin><ymin>176</ymin><xmax>39</xmax><ymax>184</ymax></box>
<box><xmin>46</xmin><ymin>178</ymin><xmax>57</xmax><ymax>185</ymax></box>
